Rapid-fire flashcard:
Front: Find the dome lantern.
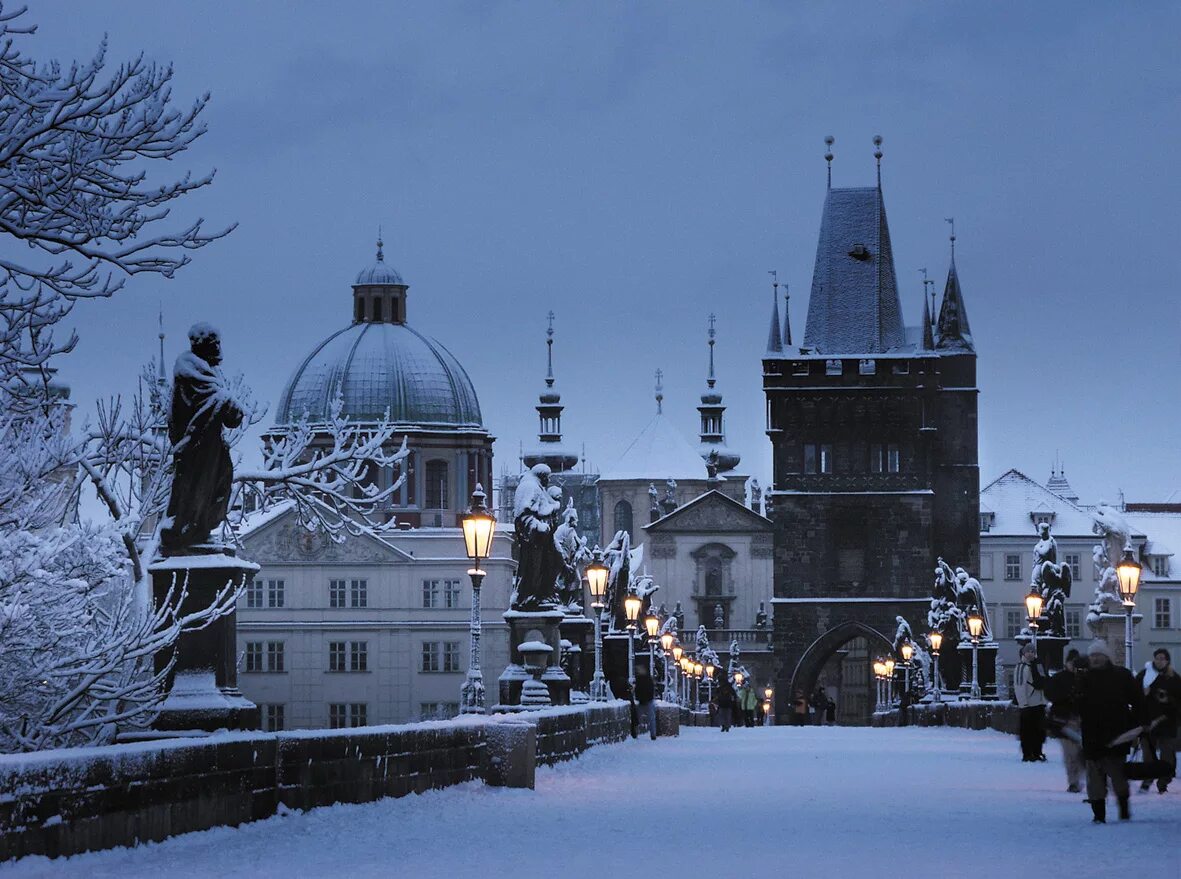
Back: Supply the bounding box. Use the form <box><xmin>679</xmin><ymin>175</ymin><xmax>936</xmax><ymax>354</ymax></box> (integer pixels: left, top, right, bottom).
<box><xmin>353</xmin><ymin>231</ymin><xmax>409</xmax><ymax>325</ymax></box>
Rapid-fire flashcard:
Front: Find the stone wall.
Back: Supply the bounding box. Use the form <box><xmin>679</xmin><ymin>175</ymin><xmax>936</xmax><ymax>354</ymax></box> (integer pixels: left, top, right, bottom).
<box><xmin>1</xmin><ymin>701</ymin><xmax>667</xmax><ymax>863</ymax></box>
<box><xmin>870</xmin><ymin>701</ymin><xmax>1019</xmax><ymax>734</ymax></box>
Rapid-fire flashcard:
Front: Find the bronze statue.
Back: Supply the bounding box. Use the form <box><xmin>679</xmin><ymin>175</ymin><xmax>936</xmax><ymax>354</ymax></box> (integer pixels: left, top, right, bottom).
<box><xmin>511</xmin><ymin>464</ymin><xmax>563</xmax><ymax>611</ymax></box>
<box><xmin>160</xmin><ymin>323</ymin><xmax>244</xmax><ymax>553</ymax></box>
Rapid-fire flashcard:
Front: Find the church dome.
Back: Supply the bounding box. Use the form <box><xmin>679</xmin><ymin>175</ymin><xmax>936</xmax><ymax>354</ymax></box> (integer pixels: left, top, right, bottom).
<box><xmin>276</xmin><ymin>322</ymin><xmax>482</xmax><ymax>428</ymax></box>
<box><xmin>354</xmin><ymin>259</ymin><xmax>404</xmax><ymax>287</ymax></box>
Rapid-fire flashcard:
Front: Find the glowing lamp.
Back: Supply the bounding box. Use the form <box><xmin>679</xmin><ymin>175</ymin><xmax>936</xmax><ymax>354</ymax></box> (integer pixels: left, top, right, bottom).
<box><xmin>900</xmin><ymin>642</ymin><xmax>914</xmax><ymax>662</ymax></box>
<box><xmin>644</xmin><ymin>614</ymin><xmax>660</xmax><ymax>639</ymax></box>
<box><xmin>585</xmin><ymin>548</ymin><xmax>609</xmax><ymax>604</ymax></box>
<box><xmin>1024</xmin><ymin>590</ymin><xmax>1044</xmax><ymax>623</ymax></box>
<box><xmin>1117</xmin><ymin>546</ymin><xmax>1141</xmax><ymax>605</ymax></box>
<box><xmin>660</xmin><ymin>632</ymin><xmax>674</xmax><ymax>652</ymax></box>
<box><xmin>966</xmin><ymin>609</ymin><xmax>985</xmax><ymax>641</ymax></box>
<box><xmin>624</xmin><ymin>592</ymin><xmax>643</xmax><ymax>624</ymax></box>
<box><xmin>461</xmin><ymin>486</ymin><xmax>496</xmax><ymax>569</ymax></box>
<box><xmin>928</xmin><ymin>631</ymin><xmax>943</xmax><ymax>653</ymax></box>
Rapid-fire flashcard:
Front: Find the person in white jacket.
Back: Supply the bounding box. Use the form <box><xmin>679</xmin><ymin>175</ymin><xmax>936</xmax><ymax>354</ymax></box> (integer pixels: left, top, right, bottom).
<box><xmin>1014</xmin><ymin>643</ymin><xmax>1048</xmax><ymax>762</ymax></box>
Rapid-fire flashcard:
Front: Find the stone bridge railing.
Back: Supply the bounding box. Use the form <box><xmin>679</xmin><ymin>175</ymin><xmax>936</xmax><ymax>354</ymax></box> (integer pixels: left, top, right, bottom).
<box><xmin>870</xmin><ymin>700</ymin><xmax>1019</xmax><ymax>734</ymax></box>
<box><xmin>1</xmin><ymin>701</ymin><xmax>679</xmax><ymax>862</ymax></box>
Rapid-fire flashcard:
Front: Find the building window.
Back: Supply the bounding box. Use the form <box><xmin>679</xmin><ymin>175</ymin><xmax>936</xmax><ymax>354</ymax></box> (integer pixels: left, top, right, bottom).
<box><xmin>329</xmin><ymin>704</ymin><xmax>346</xmax><ymax>729</ymax></box>
<box><xmin>804</xmin><ymin>444</ymin><xmax>834</xmax><ymax>475</ymax></box>
<box><xmin>425</xmin><ymin>459</ymin><xmax>449</xmax><ymax>509</ymax></box>
<box><xmin>443</xmin><ymin>641</ymin><xmax>461</xmax><ymax>672</ymax></box>
<box><xmin>870</xmin><ymin>444</ymin><xmax>901</xmax><ymax>474</ymax></box>
<box><xmin>329</xmin><ymin>641</ymin><xmax>346</xmax><ymax>672</ymax></box>
<box><xmin>858</xmin><ymin>359</ymin><xmax>876</xmax><ymax>375</ymax></box>
<box><xmin>1033</xmin><ymin>513</ymin><xmax>1053</xmax><ymax>527</ymax></box>
<box><xmin>1065</xmin><ymin>608</ymin><xmax>1081</xmax><ymax>640</ymax></box>
<box><xmin>262</xmin><ymin>704</ymin><xmax>285</xmax><ymax>731</ymax></box>
<box><xmin>421</xmin><ymin>641</ymin><xmax>440</xmax><ymax>672</ymax></box>
<box><xmin>266</xmin><ymin>579</ymin><xmax>285</xmax><ymax>608</ymax></box>
<box><xmin>792</xmin><ymin>361</ymin><xmax>809</xmax><ymax>376</ymax></box>
<box><xmin>1004</xmin><ymin>554</ymin><xmax>1021</xmax><ymax>581</ymax></box>
<box><xmin>350</xmin><ymin>641</ymin><xmax>368</xmax><ymax>672</ymax></box>
<box><xmin>246</xmin><ymin>580</ymin><xmax>264</xmax><ymax>608</ymax></box>
<box><xmin>1064</xmin><ymin>554</ymin><xmax>1081</xmax><ymax>581</ymax></box>
<box><xmin>1004</xmin><ymin>608</ymin><xmax>1023</xmax><ymax>639</ymax></box>
<box><xmin>419</xmin><ymin>702</ymin><xmax>458</xmax><ymax>720</ymax></box>
<box><xmin>355</xmin><ymin>299</ymin><xmax>364</xmax><ymax>322</ymax></box>
<box><xmin>350</xmin><ymin>703</ymin><xmax>368</xmax><ymax>727</ymax></box>
<box><xmin>979</xmin><ymin>553</ymin><xmax>994</xmax><ymax>580</ymax></box>
<box><xmin>266</xmin><ymin>641</ymin><xmax>285</xmax><ymax>672</ymax></box>
<box><xmin>329</xmin><ymin>579</ymin><xmax>346</xmax><ymax>608</ymax></box>
<box><xmin>371</xmin><ymin>298</ymin><xmax>382</xmax><ymax>322</ymax></box>
<box><xmin>351</xmin><ymin>579</ymin><xmax>368</xmax><ymax>608</ymax></box>
<box><xmin>1155</xmin><ymin>598</ymin><xmax>1172</xmax><ymax>630</ymax></box>
<box><xmin>444</xmin><ymin>579</ymin><xmax>462</xmax><ymax>608</ymax></box>
<box><xmin>1152</xmin><ymin>556</ymin><xmax>1171</xmax><ymax>577</ymax></box>
<box><xmin>423</xmin><ymin>579</ymin><xmax>462</xmax><ymax>609</ymax></box>
<box><xmin>887</xmin><ymin>445</ymin><xmax>900</xmax><ymax>473</ymax></box>
<box><xmin>825</xmin><ymin>359</ymin><xmax>842</xmax><ymax>376</ymax></box>
<box><xmin>245</xmin><ymin>641</ymin><xmax>263</xmax><ymax>673</ymax></box>
<box><xmin>423</xmin><ymin>579</ymin><xmax>440</xmax><ymax>608</ymax></box>
<box><xmin>613</xmin><ymin>500</ymin><xmax>633</xmax><ymax>539</ymax></box>
<box><xmin>980</xmin><ymin>513</ymin><xmax>994</xmax><ymax>533</ymax></box>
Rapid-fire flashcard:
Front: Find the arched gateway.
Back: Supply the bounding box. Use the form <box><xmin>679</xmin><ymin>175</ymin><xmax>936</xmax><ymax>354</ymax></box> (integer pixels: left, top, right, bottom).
<box><xmin>762</xmin><ymin>154</ymin><xmax>980</xmax><ymax>724</ymax></box>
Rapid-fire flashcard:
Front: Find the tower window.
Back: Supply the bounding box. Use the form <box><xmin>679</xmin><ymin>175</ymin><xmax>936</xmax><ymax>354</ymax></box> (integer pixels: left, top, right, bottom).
<box><xmin>355</xmin><ymin>299</ymin><xmax>364</xmax><ymax>322</ymax></box>
<box><xmin>425</xmin><ymin>460</ymin><xmax>449</xmax><ymax>509</ymax></box>
<box><xmin>371</xmin><ymin>298</ymin><xmax>383</xmax><ymax>322</ymax></box>
<box><xmin>613</xmin><ymin>500</ymin><xmax>633</xmax><ymax>540</ymax></box>
<box><xmin>804</xmin><ymin>443</ymin><xmax>833</xmax><ymax>474</ymax></box>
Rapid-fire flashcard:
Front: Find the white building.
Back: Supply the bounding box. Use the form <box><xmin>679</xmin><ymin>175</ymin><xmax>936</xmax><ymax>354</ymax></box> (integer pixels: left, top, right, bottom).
<box><xmin>234</xmin><ymin>239</ymin><xmax>513</xmax><ymax>731</ymax></box>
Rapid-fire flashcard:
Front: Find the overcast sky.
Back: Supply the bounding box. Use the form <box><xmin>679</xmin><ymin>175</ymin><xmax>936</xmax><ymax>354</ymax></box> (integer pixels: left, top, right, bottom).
<box><xmin>28</xmin><ymin>1</ymin><xmax>1181</xmax><ymax>505</ymax></box>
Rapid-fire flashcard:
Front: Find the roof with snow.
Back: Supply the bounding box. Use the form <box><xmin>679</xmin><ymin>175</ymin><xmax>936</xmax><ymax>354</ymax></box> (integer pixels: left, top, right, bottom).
<box><xmin>1127</xmin><ymin>511</ymin><xmax>1181</xmax><ymax>581</ymax></box>
<box><xmin>354</xmin><ymin>238</ymin><xmax>404</xmax><ymax>286</ymax></box>
<box><xmin>935</xmin><ymin>258</ymin><xmax>973</xmax><ymax>351</ymax></box>
<box><xmin>979</xmin><ymin>469</ymin><xmax>1099</xmax><ymax>536</ymax></box>
<box><xmin>645</xmin><ymin>488</ymin><xmax>771</xmax><ymax>533</ymax></box>
<box><xmin>802</xmin><ymin>186</ymin><xmax>907</xmax><ymax>355</ymax></box>
<box><xmin>600</xmin><ymin>412</ymin><xmax>709</xmax><ymax>482</ymax></box>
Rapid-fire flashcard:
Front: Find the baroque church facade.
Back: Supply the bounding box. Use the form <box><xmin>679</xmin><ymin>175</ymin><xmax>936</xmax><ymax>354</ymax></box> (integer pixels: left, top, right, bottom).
<box><xmin>764</xmin><ymin>149</ymin><xmax>980</xmax><ymax>722</ymax></box>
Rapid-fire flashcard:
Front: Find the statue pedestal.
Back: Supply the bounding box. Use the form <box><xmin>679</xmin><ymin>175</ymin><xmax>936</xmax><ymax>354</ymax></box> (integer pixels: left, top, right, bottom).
<box><xmin>1015</xmin><ymin>633</ymin><xmax>1071</xmax><ymax>673</ymax></box>
<box><xmin>560</xmin><ymin>615</ymin><xmax>594</xmax><ymax>696</ymax></box>
<box><xmin>496</xmin><ymin>610</ymin><xmax>571</xmax><ymax>709</ymax></box>
<box><xmin>149</xmin><ymin>546</ymin><xmax>259</xmax><ymax>731</ymax></box>
<box><xmin>1089</xmin><ymin>612</ymin><xmax>1143</xmax><ymax>668</ymax></box>
<box><xmin>956</xmin><ymin>640</ymin><xmax>999</xmax><ymax>699</ymax></box>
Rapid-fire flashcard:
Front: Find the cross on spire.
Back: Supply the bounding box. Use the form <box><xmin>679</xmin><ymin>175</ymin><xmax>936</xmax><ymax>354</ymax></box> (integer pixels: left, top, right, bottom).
<box><xmin>545</xmin><ymin>310</ymin><xmax>555</xmax><ymax>387</ymax></box>
<box><xmin>706</xmin><ymin>313</ymin><xmax>717</xmax><ymax>388</ymax></box>
<box><xmin>376</xmin><ymin>225</ymin><xmax>385</xmax><ymax>262</ymax></box>
<box><xmin>945</xmin><ymin>217</ymin><xmax>956</xmax><ymax>260</ymax></box>
<box><xmin>655</xmin><ymin>368</ymin><xmax>664</xmax><ymax>415</ymax></box>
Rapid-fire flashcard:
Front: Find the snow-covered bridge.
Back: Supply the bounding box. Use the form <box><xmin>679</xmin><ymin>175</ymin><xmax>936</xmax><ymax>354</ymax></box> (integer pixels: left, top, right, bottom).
<box><xmin>5</xmin><ymin>727</ymin><xmax>1178</xmax><ymax>879</ymax></box>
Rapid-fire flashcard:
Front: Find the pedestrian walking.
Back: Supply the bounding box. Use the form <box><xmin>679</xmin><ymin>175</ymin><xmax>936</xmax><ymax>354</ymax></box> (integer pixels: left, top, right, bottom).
<box><xmin>1136</xmin><ymin>647</ymin><xmax>1181</xmax><ymax>793</ymax></box>
<box><xmin>635</xmin><ymin>666</ymin><xmax>657</xmax><ymax>741</ymax></box>
<box><xmin>739</xmin><ymin>682</ymin><xmax>758</xmax><ymax>727</ymax></box>
<box><xmin>717</xmin><ymin>678</ymin><xmax>737</xmax><ymax>732</ymax></box>
<box><xmin>1014</xmin><ymin>643</ymin><xmax>1048</xmax><ymax>761</ymax></box>
<box><xmin>792</xmin><ymin>689</ymin><xmax>809</xmax><ymax>726</ymax></box>
<box><xmin>1044</xmin><ymin>648</ymin><xmax>1085</xmax><ymax>792</ymax></box>
<box><xmin>1077</xmin><ymin>640</ymin><xmax>1144</xmax><ymax>823</ymax></box>
<box><xmin>811</xmin><ymin>686</ymin><xmax>829</xmax><ymax>726</ymax></box>
<box><xmin>825</xmin><ymin>692</ymin><xmax>837</xmax><ymax>726</ymax></box>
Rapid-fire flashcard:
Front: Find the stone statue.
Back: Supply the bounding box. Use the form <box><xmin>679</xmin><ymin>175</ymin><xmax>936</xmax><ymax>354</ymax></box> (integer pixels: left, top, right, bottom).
<box><xmin>1030</xmin><ymin>522</ymin><xmax>1072</xmax><ymax>636</ymax></box>
<box><xmin>750</xmin><ymin>479</ymin><xmax>762</xmax><ymax>514</ymax></box>
<box><xmin>713</xmin><ymin>603</ymin><xmax>725</xmax><ymax>629</ymax></box>
<box><xmin>754</xmin><ymin>601</ymin><xmax>768</xmax><ymax>630</ymax></box>
<box><xmin>954</xmin><ymin>567</ymin><xmax>991</xmax><ymax>640</ymax></box>
<box><xmin>648</xmin><ymin>482</ymin><xmax>660</xmax><ymax>523</ymax></box>
<box><xmin>673</xmin><ymin>601</ymin><xmax>685</xmax><ymax>633</ymax></box>
<box><xmin>511</xmin><ymin>463</ymin><xmax>563</xmax><ymax>611</ymax></box>
<box><xmin>604</xmin><ymin>529</ymin><xmax>637</xmax><ymax>630</ymax></box>
<box><xmin>705</xmin><ymin>449</ymin><xmax>720</xmax><ymax>481</ymax></box>
<box><xmin>160</xmin><ymin>323</ymin><xmax>245</xmax><ymax>553</ymax></box>
<box><xmin>554</xmin><ymin>499</ymin><xmax>589</xmax><ymax>612</ymax></box>
<box><xmin>661</xmin><ymin>478</ymin><xmax>678</xmax><ymax>516</ymax></box>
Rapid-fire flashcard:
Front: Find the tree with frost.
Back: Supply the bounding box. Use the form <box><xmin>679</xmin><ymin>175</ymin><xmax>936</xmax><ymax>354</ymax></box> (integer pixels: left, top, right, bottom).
<box><xmin>0</xmin><ymin>5</ymin><xmax>407</xmax><ymax>751</ymax></box>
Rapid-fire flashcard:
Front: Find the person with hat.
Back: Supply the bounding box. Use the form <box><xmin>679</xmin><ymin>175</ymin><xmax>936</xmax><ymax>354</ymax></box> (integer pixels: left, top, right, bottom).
<box><xmin>1013</xmin><ymin>643</ymin><xmax>1049</xmax><ymax>762</ymax></box>
<box><xmin>1076</xmin><ymin>640</ymin><xmax>1144</xmax><ymax>822</ymax></box>
<box><xmin>1135</xmin><ymin>647</ymin><xmax>1181</xmax><ymax>793</ymax></box>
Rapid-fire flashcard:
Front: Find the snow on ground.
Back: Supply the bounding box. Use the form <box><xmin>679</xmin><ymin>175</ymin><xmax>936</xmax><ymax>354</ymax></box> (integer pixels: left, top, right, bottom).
<box><xmin>5</xmin><ymin>727</ymin><xmax>1179</xmax><ymax>879</ymax></box>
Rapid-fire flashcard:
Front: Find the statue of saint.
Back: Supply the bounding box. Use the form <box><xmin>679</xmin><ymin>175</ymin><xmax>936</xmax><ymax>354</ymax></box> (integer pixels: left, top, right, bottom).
<box><xmin>648</xmin><ymin>482</ymin><xmax>661</xmax><ymax>523</ymax></box>
<box><xmin>160</xmin><ymin>323</ymin><xmax>244</xmax><ymax>553</ymax></box>
<box><xmin>511</xmin><ymin>464</ymin><xmax>563</xmax><ymax>611</ymax></box>
<box><xmin>553</xmin><ymin>499</ymin><xmax>588</xmax><ymax>612</ymax></box>
<box><xmin>1031</xmin><ymin>522</ymin><xmax>1072</xmax><ymax>635</ymax></box>
<box><xmin>754</xmin><ymin>601</ymin><xmax>768</xmax><ymax>630</ymax></box>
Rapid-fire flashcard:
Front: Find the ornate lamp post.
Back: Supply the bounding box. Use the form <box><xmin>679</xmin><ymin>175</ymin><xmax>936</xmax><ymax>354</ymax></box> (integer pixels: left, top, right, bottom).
<box><xmin>764</xmin><ymin>684</ymin><xmax>773</xmax><ymax>726</ymax></box>
<box><xmin>928</xmin><ymin>631</ymin><xmax>943</xmax><ymax>703</ymax></box>
<box><xmin>1116</xmin><ymin>545</ymin><xmax>1142</xmax><ymax>669</ymax></box>
<box><xmin>673</xmin><ymin>645</ymin><xmax>685</xmax><ymax>706</ymax></box>
<box><xmin>1024</xmin><ymin>589</ymin><xmax>1044</xmax><ymax>649</ymax></box>
<box><xmin>900</xmin><ymin>641</ymin><xmax>914</xmax><ymax>698</ymax></box>
<box><xmin>693</xmin><ymin>661</ymin><xmax>704</xmax><ymax>709</ymax></box>
<box><xmin>872</xmin><ymin>660</ymin><xmax>886</xmax><ymax>710</ymax></box>
<box><xmin>459</xmin><ymin>486</ymin><xmax>495</xmax><ymax>714</ymax></box>
<box><xmin>644</xmin><ymin>613</ymin><xmax>660</xmax><ymax>682</ymax></box>
<box><xmin>705</xmin><ymin>662</ymin><xmax>715</xmax><ymax>706</ymax></box>
<box><xmin>585</xmin><ymin>548</ymin><xmax>610</xmax><ymax>701</ymax></box>
<box><xmin>660</xmin><ymin>632</ymin><xmax>674</xmax><ymax>698</ymax></box>
<box><xmin>624</xmin><ymin>591</ymin><xmax>642</xmax><ymax>692</ymax></box>
<box><xmin>967</xmin><ymin>607</ymin><xmax>985</xmax><ymax>699</ymax></box>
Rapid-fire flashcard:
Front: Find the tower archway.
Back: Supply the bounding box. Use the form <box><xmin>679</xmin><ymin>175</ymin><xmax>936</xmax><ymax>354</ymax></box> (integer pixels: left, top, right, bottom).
<box><xmin>790</xmin><ymin>620</ymin><xmax>893</xmax><ymax>725</ymax></box>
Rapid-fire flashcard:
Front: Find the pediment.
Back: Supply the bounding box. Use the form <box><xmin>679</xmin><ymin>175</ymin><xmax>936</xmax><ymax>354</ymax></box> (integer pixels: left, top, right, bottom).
<box><xmin>644</xmin><ymin>490</ymin><xmax>772</xmax><ymax>534</ymax></box>
<box><xmin>239</xmin><ymin>506</ymin><xmax>410</xmax><ymax>565</ymax></box>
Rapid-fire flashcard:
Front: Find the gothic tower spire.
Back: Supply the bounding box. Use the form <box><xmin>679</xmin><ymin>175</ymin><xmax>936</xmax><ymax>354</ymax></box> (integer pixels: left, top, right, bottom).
<box><xmin>522</xmin><ymin>311</ymin><xmax>578</xmax><ymax>472</ymax></box>
<box><xmin>698</xmin><ymin>315</ymin><xmax>741</xmax><ymax>473</ymax></box>
<box><xmin>766</xmin><ymin>270</ymin><xmax>784</xmax><ymax>354</ymax></box>
<box><xmin>935</xmin><ymin>220</ymin><xmax>974</xmax><ymax>352</ymax></box>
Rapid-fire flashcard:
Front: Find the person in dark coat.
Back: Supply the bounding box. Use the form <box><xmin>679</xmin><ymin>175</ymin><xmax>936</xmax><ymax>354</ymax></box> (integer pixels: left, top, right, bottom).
<box><xmin>1136</xmin><ymin>647</ymin><xmax>1181</xmax><ymax>793</ymax></box>
<box><xmin>716</xmin><ymin>679</ymin><xmax>737</xmax><ymax>732</ymax></box>
<box><xmin>635</xmin><ymin>666</ymin><xmax>657</xmax><ymax>741</ymax></box>
<box><xmin>792</xmin><ymin>690</ymin><xmax>809</xmax><ymax>726</ymax></box>
<box><xmin>1044</xmin><ymin>649</ymin><xmax>1084</xmax><ymax>792</ymax></box>
<box><xmin>1013</xmin><ymin>643</ymin><xmax>1048</xmax><ymax>762</ymax></box>
<box><xmin>1076</xmin><ymin>640</ymin><xmax>1144</xmax><ymax>823</ymax></box>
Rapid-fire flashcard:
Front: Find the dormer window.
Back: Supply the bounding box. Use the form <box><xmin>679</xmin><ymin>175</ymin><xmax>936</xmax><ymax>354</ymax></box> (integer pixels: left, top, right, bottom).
<box><xmin>859</xmin><ymin>359</ymin><xmax>876</xmax><ymax>375</ymax></box>
<box><xmin>1151</xmin><ymin>556</ymin><xmax>1171</xmax><ymax>577</ymax></box>
<box><xmin>825</xmin><ymin>359</ymin><xmax>842</xmax><ymax>376</ymax></box>
<box><xmin>848</xmin><ymin>244</ymin><xmax>871</xmax><ymax>261</ymax></box>
<box><xmin>980</xmin><ymin>512</ymin><xmax>996</xmax><ymax>533</ymax></box>
<box><xmin>1031</xmin><ymin>511</ymin><xmax>1055</xmax><ymax>527</ymax></box>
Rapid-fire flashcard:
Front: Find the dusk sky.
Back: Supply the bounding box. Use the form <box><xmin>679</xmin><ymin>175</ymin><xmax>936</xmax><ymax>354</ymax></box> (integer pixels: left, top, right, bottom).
<box><xmin>32</xmin><ymin>1</ymin><xmax>1181</xmax><ymax>506</ymax></box>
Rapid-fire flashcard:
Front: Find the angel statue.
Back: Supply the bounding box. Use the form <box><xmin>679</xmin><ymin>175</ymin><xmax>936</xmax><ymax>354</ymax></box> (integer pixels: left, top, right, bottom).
<box><xmin>1030</xmin><ymin>522</ymin><xmax>1072</xmax><ymax>636</ymax></box>
<box><xmin>604</xmin><ymin>530</ymin><xmax>644</xmax><ymax>630</ymax></box>
<box><xmin>511</xmin><ymin>463</ymin><xmax>563</xmax><ymax>611</ymax></box>
<box><xmin>954</xmin><ymin>567</ymin><xmax>992</xmax><ymax>641</ymax></box>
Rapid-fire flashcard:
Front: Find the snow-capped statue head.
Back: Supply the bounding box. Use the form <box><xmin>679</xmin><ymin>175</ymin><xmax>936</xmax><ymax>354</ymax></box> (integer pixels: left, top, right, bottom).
<box><xmin>187</xmin><ymin>322</ymin><xmax>222</xmax><ymax>366</ymax></box>
<box><xmin>1037</xmin><ymin>522</ymin><xmax>1051</xmax><ymax>539</ymax></box>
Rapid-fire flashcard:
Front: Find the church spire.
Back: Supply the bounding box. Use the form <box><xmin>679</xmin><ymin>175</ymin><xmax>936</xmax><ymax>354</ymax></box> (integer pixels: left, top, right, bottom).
<box><xmin>655</xmin><ymin>368</ymin><xmax>664</xmax><ymax>415</ymax></box>
<box><xmin>699</xmin><ymin>316</ymin><xmax>741</xmax><ymax>473</ymax></box>
<box><xmin>935</xmin><ymin>220</ymin><xmax>974</xmax><ymax>352</ymax></box>
<box><xmin>782</xmin><ymin>283</ymin><xmax>793</xmax><ymax>347</ymax></box>
<box><xmin>921</xmin><ymin>283</ymin><xmax>934</xmax><ymax>351</ymax></box>
<box><xmin>766</xmin><ymin>270</ymin><xmax>783</xmax><ymax>354</ymax></box>
<box><xmin>522</xmin><ymin>311</ymin><xmax>577</xmax><ymax>472</ymax></box>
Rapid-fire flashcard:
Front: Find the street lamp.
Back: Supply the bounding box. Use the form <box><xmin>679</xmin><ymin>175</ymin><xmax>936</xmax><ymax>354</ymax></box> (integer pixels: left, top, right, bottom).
<box><xmin>624</xmin><ymin>591</ymin><xmax>642</xmax><ymax>693</ymax></box>
<box><xmin>680</xmin><ymin>655</ymin><xmax>692</xmax><ymax>706</ymax></box>
<box><xmin>585</xmin><ymin>547</ymin><xmax>610</xmax><ymax>701</ymax></box>
<box><xmin>872</xmin><ymin>661</ymin><xmax>885</xmax><ymax>710</ymax></box>
<box><xmin>644</xmin><ymin>613</ymin><xmax>660</xmax><ymax>682</ymax></box>
<box><xmin>1117</xmin><ymin>544</ymin><xmax>1142</xmax><ymax>669</ymax></box>
<box><xmin>900</xmin><ymin>641</ymin><xmax>914</xmax><ymax>698</ymax></box>
<box><xmin>459</xmin><ymin>485</ymin><xmax>495</xmax><ymax>714</ymax></box>
<box><xmin>928</xmin><ymin>630</ymin><xmax>943</xmax><ymax>703</ymax></box>
<box><xmin>693</xmin><ymin>661</ymin><xmax>704</xmax><ymax>709</ymax></box>
<box><xmin>884</xmin><ymin>658</ymin><xmax>896</xmax><ymax>706</ymax></box>
<box><xmin>967</xmin><ymin>607</ymin><xmax>985</xmax><ymax>699</ymax></box>
<box><xmin>763</xmin><ymin>684</ymin><xmax>773</xmax><ymax>725</ymax></box>
<box><xmin>1024</xmin><ymin>589</ymin><xmax>1044</xmax><ymax>648</ymax></box>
